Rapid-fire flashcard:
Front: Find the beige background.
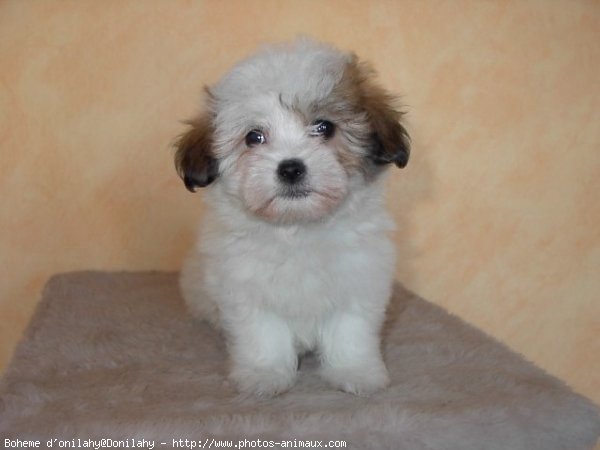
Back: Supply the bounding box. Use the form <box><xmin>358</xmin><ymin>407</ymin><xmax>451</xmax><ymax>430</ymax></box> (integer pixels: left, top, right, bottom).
<box><xmin>1</xmin><ymin>0</ymin><xmax>598</xmax><ymax>406</ymax></box>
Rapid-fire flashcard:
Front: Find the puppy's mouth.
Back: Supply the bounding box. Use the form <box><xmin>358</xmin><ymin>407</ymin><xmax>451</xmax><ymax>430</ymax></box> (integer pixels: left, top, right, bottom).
<box><xmin>252</xmin><ymin>186</ymin><xmax>344</xmax><ymax>224</ymax></box>
<box><xmin>276</xmin><ymin>186</ymin><xmax>340</xmax><ymax>203</ymax></box>
<box><xmin>279</xmin><ymin>186</ymin><xmax>312</xmax><ymax>199</ymax></box>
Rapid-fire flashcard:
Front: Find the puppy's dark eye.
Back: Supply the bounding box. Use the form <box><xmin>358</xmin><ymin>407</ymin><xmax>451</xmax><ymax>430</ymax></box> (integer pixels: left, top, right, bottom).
<box><xmin>310</xmin><ymin>120</ymin><xmax>335</xmax><ymax>139</ymax></box>
<box><xmin>245</xmin><ymin>130</ymin><xmax>266</xmax><ymax>147</ymax></box>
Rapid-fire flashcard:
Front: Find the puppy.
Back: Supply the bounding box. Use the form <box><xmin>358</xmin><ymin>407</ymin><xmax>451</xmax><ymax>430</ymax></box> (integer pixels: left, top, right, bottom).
<box><xmin>175</xmin><ymin>38</ymin><xmax>410</xmax><ymax>396</ymax></box>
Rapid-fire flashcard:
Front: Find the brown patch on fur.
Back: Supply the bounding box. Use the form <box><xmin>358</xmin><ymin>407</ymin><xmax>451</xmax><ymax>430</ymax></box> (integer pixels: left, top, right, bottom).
<box><xmin>331</xmin><ymin>137</ymin><xmax>366</xmax><ymax>174</ymax></box>
<box><xmin>174</xmin><ymin>112</ymin><xmax>218</xmax><ymax>191</ymax></box>
<box><xmin>324</xmin><ymin>55</ymin><xmax>410</xmax><ymax>176</ymax></box>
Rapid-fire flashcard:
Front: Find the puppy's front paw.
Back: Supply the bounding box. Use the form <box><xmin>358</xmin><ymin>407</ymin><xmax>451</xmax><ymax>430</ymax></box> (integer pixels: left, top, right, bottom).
<box><xmin>230</xmin><ymin>365</ymin><xmax>297</xmax><ymax>397</ymax></box>
<box><xmin>320</xmin><ymin>363</ymin><xmax>390</xmax><ymax>395</ymax></box>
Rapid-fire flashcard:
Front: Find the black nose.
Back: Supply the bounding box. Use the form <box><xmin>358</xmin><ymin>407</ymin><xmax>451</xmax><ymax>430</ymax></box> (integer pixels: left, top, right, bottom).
<box><xmin>277</xmin><ymin>159</ymin><xmax>306</xmax><ymax>184</ymax></box>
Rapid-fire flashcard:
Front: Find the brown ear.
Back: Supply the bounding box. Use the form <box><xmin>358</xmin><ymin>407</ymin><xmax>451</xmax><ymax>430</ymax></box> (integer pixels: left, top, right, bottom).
<box><xmin>174</xmin><ymin>113</ymin><xmax>219</xmax><ymax>191</ymax></box>
<box><xmin>350</xmin><ymin>58</ymin><xmax>411</xmax><ymax>168</ymax></box>
<box><xmin>364</xmin><ymin>90</ymin><xmax>411</xmax><ymax>169</ymax></box>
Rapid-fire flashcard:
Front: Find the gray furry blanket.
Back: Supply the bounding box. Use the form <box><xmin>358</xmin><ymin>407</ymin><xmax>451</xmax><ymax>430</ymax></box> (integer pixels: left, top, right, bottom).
<box><xmin>1</xmin><ymin>272</ymin><xmax>598</xmax><ymax>449</ymax></box>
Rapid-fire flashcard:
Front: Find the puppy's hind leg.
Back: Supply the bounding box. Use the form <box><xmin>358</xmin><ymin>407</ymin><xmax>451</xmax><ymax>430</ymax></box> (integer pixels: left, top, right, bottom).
<box><xmin>179</xmin><ymin>251</ymin><xmax>221</xmax><ymax>329</ymax></box>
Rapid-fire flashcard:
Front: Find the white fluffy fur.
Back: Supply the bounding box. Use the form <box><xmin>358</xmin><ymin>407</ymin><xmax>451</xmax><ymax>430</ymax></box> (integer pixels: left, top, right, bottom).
<box><xmin>180</xmin><ymin>39</ymin><xmax>398</xmax><ymax>396</ymax></box>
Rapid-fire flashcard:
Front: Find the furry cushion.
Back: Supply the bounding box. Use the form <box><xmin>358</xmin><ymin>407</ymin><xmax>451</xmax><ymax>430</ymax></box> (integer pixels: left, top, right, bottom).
<box><xmin>0</xmin><ymin>272</ymin><xmax>598</xmax><ymax>449</ymax></box>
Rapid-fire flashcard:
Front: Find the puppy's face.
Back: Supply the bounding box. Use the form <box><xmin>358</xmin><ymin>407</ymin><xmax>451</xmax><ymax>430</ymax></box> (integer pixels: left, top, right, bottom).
<box><xmin>175</xmin><ymin>40</ymin><xmax>410</xmax><ymax>224</ymax></box>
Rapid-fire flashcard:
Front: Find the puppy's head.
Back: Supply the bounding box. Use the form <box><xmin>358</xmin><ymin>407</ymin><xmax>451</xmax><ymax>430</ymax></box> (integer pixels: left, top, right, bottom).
<box><xmin>175</xmin><ymin>39</ymin><xmax>410</xmax><ymax>224</ymax></box>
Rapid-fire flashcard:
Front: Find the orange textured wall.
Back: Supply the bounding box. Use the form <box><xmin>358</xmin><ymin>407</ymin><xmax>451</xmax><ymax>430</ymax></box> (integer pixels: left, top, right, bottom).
<box><xmin>1</xmin><ymin>0</ymin><xmax>598</xmax><ymax>403</ymax></box>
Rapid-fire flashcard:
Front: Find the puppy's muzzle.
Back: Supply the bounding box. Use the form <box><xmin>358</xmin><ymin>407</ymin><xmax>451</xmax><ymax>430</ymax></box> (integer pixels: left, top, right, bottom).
<box><xmin>277</xmin><ymin>159</ymin><xmax>306</xmax><ymax>185</ymax></box>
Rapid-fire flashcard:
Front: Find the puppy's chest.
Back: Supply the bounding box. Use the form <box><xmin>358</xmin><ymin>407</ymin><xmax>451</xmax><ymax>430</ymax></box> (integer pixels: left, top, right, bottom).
<box><xmin>234</xmin><ymin>227</ymin><xmax>358</xmax><ymax>275</ymax></box>
<box><xmin>219</xmin><ymin>226</ymin><xmax>371</xmax><ymax>309</ymax></box>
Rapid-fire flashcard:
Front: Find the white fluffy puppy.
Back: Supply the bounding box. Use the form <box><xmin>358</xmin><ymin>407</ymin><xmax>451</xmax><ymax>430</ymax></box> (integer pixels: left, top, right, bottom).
<box><xmin>175</xmin><ymin>39</ymin><xmax>410</xmax><ymax>396</ymax></box>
